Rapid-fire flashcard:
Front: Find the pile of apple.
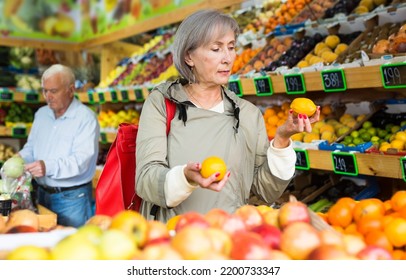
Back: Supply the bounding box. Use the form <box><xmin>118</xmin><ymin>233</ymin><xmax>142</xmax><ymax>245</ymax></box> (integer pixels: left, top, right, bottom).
<box><xmin>1</xmin><ymin>198</ymin><xmax>394</xmax><ymax>260</ymax></box>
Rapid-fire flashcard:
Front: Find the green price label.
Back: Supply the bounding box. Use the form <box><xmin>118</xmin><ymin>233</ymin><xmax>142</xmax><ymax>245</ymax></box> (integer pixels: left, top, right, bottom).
<box><xmin>100</xmin><ymin>132</ymin><xmax>107</xmax><ymax>144</ymax></box>
<box><xmin>120</xmin><ymin>90</ymin><xmax>129</xmax><ymax>102</ymax></box>
<box><xmin>98</xmin><ymin>92</ymin><xmax>106</xmax><ymax>104</ymax></box>
<box><xmin>12</xmin><ymin>127</ymin><xmax>27</xmax><ymax>138</ymax></box>
<box><xmin>0</xmin><ymin>90</ymin><xmax>13</xmax><ymax>101</ymax></box>
<box><xmin>228</xmin><ymin>79</ymin><xmax>243</xmax><ymax>97</ymax></box>
<box><xmin>87</xmin><ymin>92</ymin><xmax>95</xmax><ymax>104</ymax></box>
<box><xmin>254</xmin><ymin>76</ymin><xmax>273</xmax><ymax>96</ymax></box>
<box><xmin>25</xmin><ymin>92</ymin><xmax>39</xmax><ymax>103</ymax></box>
<box><xmin>284</xmin><ymin>74</ymin><xmax>306</xmax><ymax>94</ymax></box>
<box><xmin>294</xmin><ymin>149</ymin><xmax>310</xmax><ymax>170</ymax></box>
<box><xmin>401</xmin><ymin>158</ymin><xmax>406</xmax><ymax>183</ymax></box>
<box><xmin>380</xmin><ymin>63</ymin><xmax>406</xmax><ymax>89</ymax></box>
<box><xmin>321</xmin><ymin>69</ymin><xmax>347</xmax><ymax>92</ymax></box>
<box><xmin>110</xmin><ymin>91</ymin><xmax>118</xmax><ymax>103</ymax></box>
<box><xmin>331</xmin><ymin>152</ymin><xmax>358</xmax><ymax>176</ymax></box>
<box><xmin>134</xmin><ymin>88</ymin><xmax>144</xmax><ymax>102</ymax></box>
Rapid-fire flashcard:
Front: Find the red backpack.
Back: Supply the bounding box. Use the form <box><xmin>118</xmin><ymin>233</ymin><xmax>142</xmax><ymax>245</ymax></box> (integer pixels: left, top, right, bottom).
<box><xmin>95</xmin><ymin>98</ymin><xmax>176</xmax><ymax>217</ymax></box>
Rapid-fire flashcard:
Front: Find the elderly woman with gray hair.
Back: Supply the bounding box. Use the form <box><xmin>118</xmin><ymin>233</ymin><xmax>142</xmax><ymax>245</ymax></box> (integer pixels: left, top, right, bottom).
<box><xmin>136</xmin><ymin>9</ymin><xmax>320</xmax><ymax>222</ymax></box>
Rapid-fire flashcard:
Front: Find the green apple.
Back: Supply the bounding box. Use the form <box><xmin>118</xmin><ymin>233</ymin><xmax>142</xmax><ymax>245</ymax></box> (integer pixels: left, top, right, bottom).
<box><xmin>109</xmin><ymin>210</ymin><xmax>148</xmax><ymax>248</ymax></box>
<box><xmin>7</xmin><ymin>245</ymin><xmax>51</xmax><ymax>260</ymax></box>
<box><xmin>99</xmin><ymin>229</ymin><xmax>138</xmax><ymax>260</ymax></box>
<box><xmin>51</xmin><ymin>233</ymin><xmax>101</xmax><ymax>260</ymax></box>
<box><xmin>75</xmin><ymin>224</ymin><xmax>103</xmax><ymax>245</ymax></box>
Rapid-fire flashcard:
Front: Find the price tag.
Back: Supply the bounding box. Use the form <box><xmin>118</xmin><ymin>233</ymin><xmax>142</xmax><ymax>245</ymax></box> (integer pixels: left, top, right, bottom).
<box><xmin>25</xmin><ymin>92</ymin><xmax>39</xmax><ymax>103</ymax></box>
<box><xmin>98</xmin><ymin>92</ymin><xmax>106</xmax><ymax>104</ymax></box>
<box><xmin>284</xmin><ymin>73</ymin><xmax>306</xmax><ymax>94</ymax></box>
<box><xmin>12</xmin><ymin>127</ymin><xmax>27</xmax><ymax>138</ymax></box>
<box><xmin>100</xmin><ymin>132</ymin><xmax>107</xmax><ymax>144</ymax></box>
<box><xmin>294</xmin><ymin>149</ymin><xmax>310</xmax><ymax>170</ymax></box>
<box><xmin>110</xmin><ymin>91</ymin><xmax>118</xmax><ymax>103</ymax></box>
<box><xmin>321</xmin><ymin>69</ymin><xmax>347</xmax><ymax>92</ymax></box>
<box><xmin>0</xmin><ymin>90</ymin><xmax>13</xmax><ymax>101</ymax></box>
<box><xmin>87</xmin><ymin>92</ymin><xmax>95</xmax><ymax>104</ymax></box>
<box><xmin>380</xmin><ymin>63</ymin><xmax>406</xmax><ymax>89</ymax></box>
<box><xmin>134</xmin><ymin>88</ymin><xmax>144</xmax><ymax>102</ymax></box>
<box><xmin>401</xmin><ymin>158</ymin><xmax>406</xmax><ymax>183</ymax></box>
<box><xmin>254</xmin><ymin>76</ymin><xmax>273</xmax><ymax>96</ymax></box>
<box><xmin>120</xmin><ymin>90</ymin><xmax>129</xmax><ymax>102</ymax></box>
<box><xmin>228</xmin><ymin>79</ymin><xmax>243</xmax><ymax>97</ymax></box>
<box><xmin>331</xmin><ymin>152</ymin><xmax>358</xmax><ymax>176</ymax></box>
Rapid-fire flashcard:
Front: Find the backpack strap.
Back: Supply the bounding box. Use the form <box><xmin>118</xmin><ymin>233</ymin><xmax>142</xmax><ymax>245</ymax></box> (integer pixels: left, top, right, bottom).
<box><xmin>165</xmin><ymin>98</ymin><xmax>176</xmax><ymax>135</ymax></box>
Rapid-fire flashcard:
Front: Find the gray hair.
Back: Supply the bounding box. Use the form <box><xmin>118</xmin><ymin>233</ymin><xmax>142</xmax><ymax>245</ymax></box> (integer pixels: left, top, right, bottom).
<box><xmin>41</xmin><ymin>64</ymin><xmax>75</xmax><ymax>86</ymax></box>
<box><xmin>172</xmin><ymin>9</ymin><xmax>240</xmax><ymax>83</ymax></box>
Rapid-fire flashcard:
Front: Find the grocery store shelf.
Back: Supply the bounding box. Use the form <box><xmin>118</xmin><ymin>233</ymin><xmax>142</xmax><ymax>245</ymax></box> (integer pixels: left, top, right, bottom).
<box><xmin>307</xmin><ymin>150</ymin><xmax>404</xmax><ymax>179</ymax></box>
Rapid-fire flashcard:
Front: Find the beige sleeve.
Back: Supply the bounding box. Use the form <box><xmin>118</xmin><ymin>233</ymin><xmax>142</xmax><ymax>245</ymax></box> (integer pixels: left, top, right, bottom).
<box><xmin>267</xmin><ymin>139</ymin><xmax>296</xmax><ymax>180</ymax></box>
<box><xmin>164</xmin><ymin>165</ymin><xmax>199</xmax><ymax>208</ymax></box>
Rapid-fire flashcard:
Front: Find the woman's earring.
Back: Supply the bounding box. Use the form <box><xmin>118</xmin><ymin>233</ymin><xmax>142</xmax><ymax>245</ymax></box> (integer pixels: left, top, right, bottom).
<box><xmin>189</xmin><ymin>67</ymin><xmax>196</xmax><ymax>84</ymax></box>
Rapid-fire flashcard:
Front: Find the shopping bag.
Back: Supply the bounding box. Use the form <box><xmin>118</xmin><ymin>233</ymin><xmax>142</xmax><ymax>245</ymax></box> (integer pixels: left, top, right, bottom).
<box><xmin>95</xmin><ymin>98</ymin><xmax>176</xmax><ymax>217</ymax></box>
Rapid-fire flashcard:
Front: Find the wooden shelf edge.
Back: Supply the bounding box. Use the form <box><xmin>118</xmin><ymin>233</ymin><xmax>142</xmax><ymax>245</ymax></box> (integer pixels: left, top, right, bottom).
<box><xmin>307</xmin><ymin>149</ymin><xmax>404</xmax><ymax>179</ymax></box>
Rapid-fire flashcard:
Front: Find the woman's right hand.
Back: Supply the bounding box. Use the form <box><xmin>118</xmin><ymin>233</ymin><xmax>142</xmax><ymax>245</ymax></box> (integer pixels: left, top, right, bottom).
<box><xmin>183</xmin><ymin>162</ymin><xmax>230</xmax><ymax>192</ymax></box>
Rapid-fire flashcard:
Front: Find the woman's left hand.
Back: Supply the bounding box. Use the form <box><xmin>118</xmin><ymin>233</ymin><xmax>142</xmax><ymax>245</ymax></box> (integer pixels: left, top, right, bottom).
<box><xmin>273</xmin><ymin>107</ymin><xmax>320</xmax><ymax>148</ymax></box>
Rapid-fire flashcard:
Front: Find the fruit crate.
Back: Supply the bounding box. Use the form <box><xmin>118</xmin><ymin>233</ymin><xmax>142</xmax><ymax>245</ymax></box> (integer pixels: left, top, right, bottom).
<box><xmin>2</xmin><ymin>204</ymin><xmax>57</xmax><ymax>231</ymax></box>
<box><xmin>318</xmin><ymin>140</ymin><xmax>374</xmax><ymax>153</ymax></box>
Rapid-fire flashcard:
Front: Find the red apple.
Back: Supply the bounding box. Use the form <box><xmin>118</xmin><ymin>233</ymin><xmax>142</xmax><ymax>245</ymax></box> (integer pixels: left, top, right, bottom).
<box><xmin>318</xmin><ymin>229</ymin><xmax>345</xmax><ymax>248</ymax></box>
<box><xmin>109</xmin><ymin>210</ymin><xmax>148</xmax><ymax>248</ymax></box>
<box><xmin>204</xmin><ymin>208</ymin><xmax>231</xmax><ymax>228</ymax></box>
<box><xmin>6</xmin><ymin>225</ymin><xmax>38</xmax><ymax>234</ymax></box>
<box><xmin>145</xmin><ymin>220</ymin><xmax>170</xmax><ymax>246</ymax></box>
<box><xmin>308</xmin><ymin>244</ymin><xmax>353</xmax><ymax>260</ymax></box>
<box><xmin>269</xmin><ymin>249</ymin><xmax>291</xmax><ymax>260</ymax></box>
<box><xmin>342</xmin><ymin>233</ymin><xmax>366</xmax><ymax>256</ymax></box>
<box><xmin>251</xmin><ymin>223</ymin><xmax>281</xmax><ymax>250</ymax></box>
<box><xmin>356</xmin><ymin>245</ymin><xmax>393</xmax><ymax>260</ymax></box>
<box><xmin>262</xmin><ymin>208</ymin><xmax>280</xmax><ymax>228</ymax></box>
<box><xmin>171</xmin><ymin>226</ymin><xmax>213</xmax><ymax>260</ymax></box>
<box><xmin>278</xmin><ymin>200</ymin><xmax>311</xmax><ymax>229</ymax></box>
<box><xmin>219</xmin><ymin>214</ymin><xmax>247</xmax><ymax>235</ymax></box>
<box><xmin>175</xmin><ymin>212</ymin><xmax>209</xmax><ymax>232</ymax></box>
<box><xmin>234</xmin><ymin>205</ymin><xmax>264</xmax><ymax>229</ymax></box>
<box><xmin>280</xmin><ymin>222</ymin><xmax>321</xmax><ymax>260</ymax></box>
<box><xmin>230</xmin><ymin>231</ymin><xmax>272</xmax><ymax>260</ymax></box>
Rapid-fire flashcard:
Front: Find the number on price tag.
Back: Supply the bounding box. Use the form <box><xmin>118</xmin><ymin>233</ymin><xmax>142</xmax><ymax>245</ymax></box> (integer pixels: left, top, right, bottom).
<box><xmin>380</xmin><ymin>63</ymin><xmax>406</xmax><ymax>89</ymax></box>
<box><xmin>12</xmin><ymin>127</ymin><xmax>27</xmax><ymax>138</ymax></box>
<box><xmin>110</xmin><ymin>91</ymin><xmax>118</xmax><ymax>103</ymax></box>
<box><xmin>100</xmin><ymin>132</ymin><xmax>107</xmax><ymax>144</ymax></box>
<box><xmin>228</xmin><ymin>79</ymin><xmax>243</xmax><ymax>97</ymax></box>
<box><xmin>25</xmin><ymin>92</ymin><xmax>39</xmax><ymax>103</ymax></box>
<box><xmin>98</xmin><ymin>92</ymin><xmax>105</xmax><ymax>104</ymax></box>
<box><xmin>284</xmin><ymin>74</ymin><xmax>306</xmax><ymax>94</ymax></box>
<box><xmin>294</xmin><ymin>149</ymin><xmax>310</xmax><ymax>170</ymax></box>
<box><xmin>120</xmin><ymin>90</ymin><xmax>129</xmax><ymax>102</ymax></box>
<box><xmin>321</xmin><ymin>69</ymin><xmax>347</xmax><ymax>92</ymax></box>
<box><xmin>331</xmin><ymin>152</ymin><xmax>358</xmax><ymax>176</ymax></box>
<box><xmin>254</xmin><ymin>76</ymin><xmax>273</xmax><ymax>96</ymax></box>
<box><xmin>401</xmin><ymin>158</ymin><xmax>406</xmax><ymax>183</ymax></box>
<box><xmin>0</xmin><ymin>90</ymin><xmax>13</xmax><ymax>101</ymax></box>
<box><xmin>135</xmin><ymin>88</ymin><xmax>144</xmax><ymax>102</ymax></box>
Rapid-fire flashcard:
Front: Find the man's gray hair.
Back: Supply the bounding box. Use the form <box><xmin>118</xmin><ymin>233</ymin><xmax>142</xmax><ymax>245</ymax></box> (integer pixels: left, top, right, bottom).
<box><xmin>42</xmin><ymin>64</ymin><xmax>75</xmax><ymax>86</ymax></box>
<box><xmin>172</xmin><ymin>9</ymin><xmax>240</xmax><ymax>83</ymax></box>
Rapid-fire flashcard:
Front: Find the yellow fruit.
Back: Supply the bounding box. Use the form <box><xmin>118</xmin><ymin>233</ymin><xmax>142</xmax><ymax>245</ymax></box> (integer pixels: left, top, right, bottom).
<box><xmin>290</xmin><ymin>97</ymin><xmax>317</xmax><ymax>117</ymax></box>
<box><xmin>321</xmin><ymin>105</ymin><xmax>332</xmax><ymax>115</ymax></box>
<box><xmin>7</xmin><ymin>245</ymin><xmax>51</xmax><ymax>260</ymax></box>
<box><xmin>394</xmin><ymin>131</ymin><xmax>406</xmax><ymax>142</ymax></box>
<box><xmin>319</xmin><ymin>124</ymin><xmax>335</xmax><ymax>134</ymax></box>
<box><xmin>335</xmin><ymin>43</ymin><xmax>348</xmax><ymax>55</ymax></box>
<box><xmin>200</xmin><ymin>156</ymin><xmax>227</xmax><ymax>181</ymax></box>
<box><xmin>166</xmin><ymin>215</ymin><xmax>181</xmax><ymax>231</ymax></box>
<box><xmin>321</xmin><ymin>51</ymin><xmax>338</xmax><ymax>64</ymax></box>
<box><xmin>303</xmin><ymin>132</ymin><xmax>321</xmax><ymax>143</ymax></box>
<box><xmin>291</xmin><ymin>132</ymin><xmax>305</xmax><ymax>142</ymax></box>
<box><xmin>390</xmin><ymin>139</ymin><xmax>405</xmax><ymax>151</ymax></box>
<box><xmin>325</xmin><ymin>35</ymin><xmax>340</xmax><ymax>49</ymax></box>
<box><xmin>297</xmin><ymin>60</ymin><xmax>309</xmax><ymax>68</ymax></box>
<box><xmin>354</xmin><ymin>5</ymin><xmax>369</xmax><ymax>14</ymax></box>
<box><xmin>314</xmin><ymin>42</ymin><xmax>327</xmax><ymax>56</ymax></box>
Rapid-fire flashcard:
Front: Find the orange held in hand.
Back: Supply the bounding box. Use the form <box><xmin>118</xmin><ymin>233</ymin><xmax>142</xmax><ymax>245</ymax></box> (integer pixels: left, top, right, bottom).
<box><xmin>290</xmin><ymin>97</ymin><xmax>317</xmax><ymax>117</ymax></box>
<box><xmin>200</xmin><ymin>156</ymin><xmax>227</xmax><ymax>181</ymax></box>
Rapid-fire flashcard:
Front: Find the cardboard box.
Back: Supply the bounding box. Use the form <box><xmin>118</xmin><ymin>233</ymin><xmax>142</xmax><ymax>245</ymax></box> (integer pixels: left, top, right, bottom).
<box><xmin>2</xmin><ymin>204</ymin><xmax>57</xmax><ymax>231</ymax></box>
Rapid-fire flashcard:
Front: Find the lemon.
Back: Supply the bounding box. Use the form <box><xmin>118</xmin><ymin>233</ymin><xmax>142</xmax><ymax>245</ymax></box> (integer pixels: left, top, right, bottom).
<box><xmin>290</xmin><ymin>97</ymin><xmax>317</xmax><ymax>117</ymax></box>
<box><xmin>390</xmin><ymin>139</ymin><xmax>405</xmax><ymax>150</ymax></box>
<box><xmin>200</xmin><ymin>156</ymin><xmax>227</xmax><ymax>181</ymax></box>
<box><xmin>325</xmin><ymin>35</ymin><xmax>340</xmax><ymax>49</ymax></box>
<box><xmin>395</xmin><ymin>131</ymin><xmax>406</xmax><ymax>142</ymax></box>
